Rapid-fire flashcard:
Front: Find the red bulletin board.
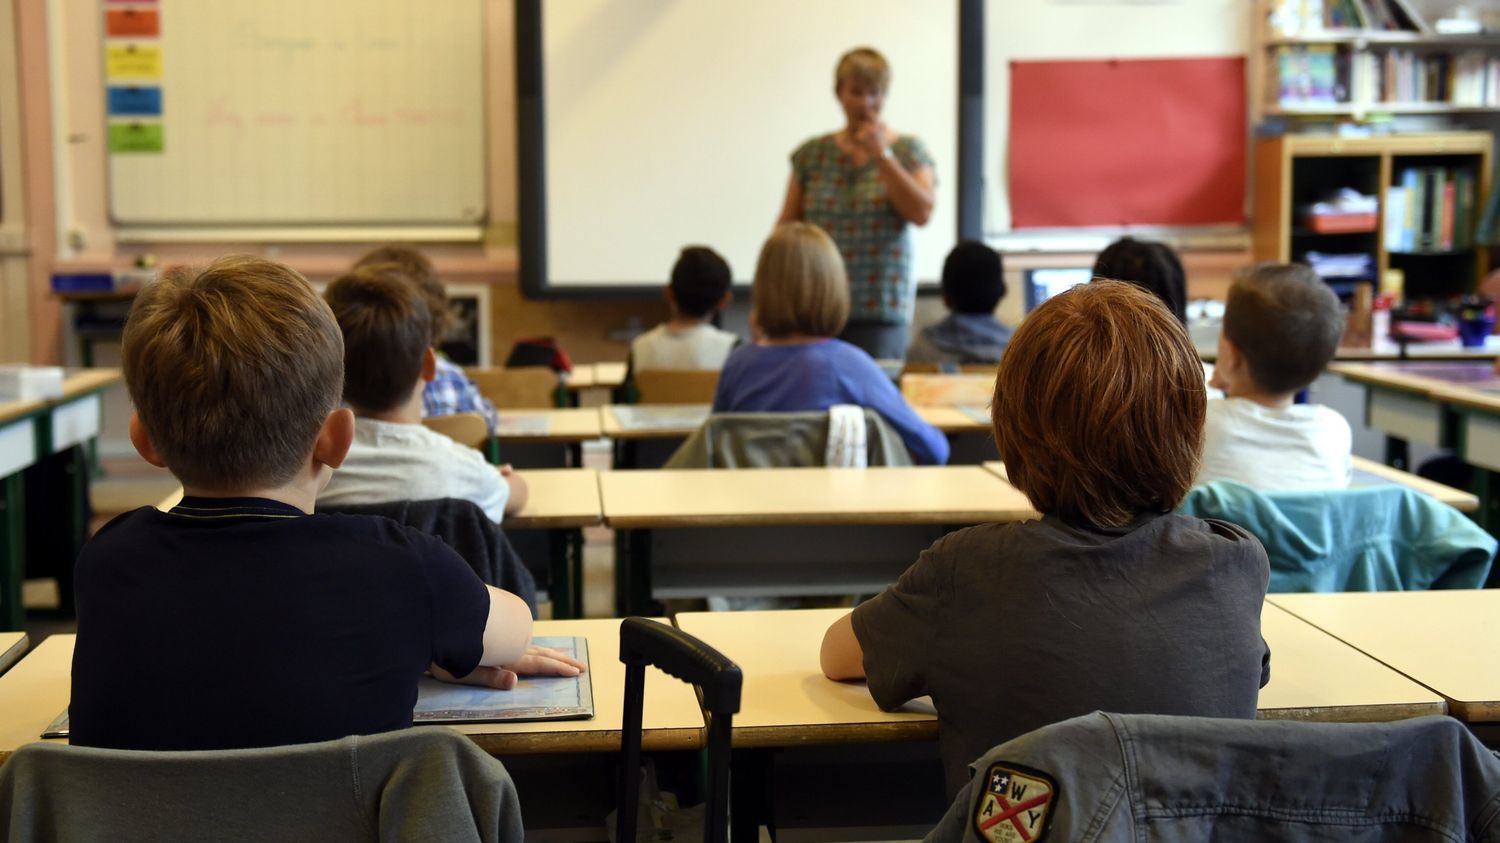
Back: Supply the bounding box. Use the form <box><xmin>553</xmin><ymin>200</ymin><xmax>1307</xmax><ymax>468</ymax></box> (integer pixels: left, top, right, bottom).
<box><xmin>1009</xmin><ymin>57</ymin><xmax>1246</xmax><ymax>229</ymax></box>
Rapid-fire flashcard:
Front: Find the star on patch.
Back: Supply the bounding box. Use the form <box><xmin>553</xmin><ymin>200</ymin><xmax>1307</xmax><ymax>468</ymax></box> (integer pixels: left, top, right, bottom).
<box><xmin>973</xmin><ymin>762</ymin><xmax>1056</xmax><ymax>843</ymax></box>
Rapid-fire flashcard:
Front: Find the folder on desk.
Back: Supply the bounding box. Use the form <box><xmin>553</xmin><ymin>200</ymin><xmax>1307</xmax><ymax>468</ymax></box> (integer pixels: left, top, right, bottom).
<box><xmin>414</xmin><ymin>636</ymin><xmax>594</xmax><ymax>724</ymax></box>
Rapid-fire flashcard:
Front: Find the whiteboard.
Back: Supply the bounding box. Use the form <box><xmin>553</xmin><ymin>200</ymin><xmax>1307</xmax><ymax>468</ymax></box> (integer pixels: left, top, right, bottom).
<box><xmin>538</xmin><ymin>0</ymin><xmax>959</xmax><ymax>288</ymax></box>
<box><xmin>106</xmin><ymin>0</ymin><xmax>487</xmax><ymax>226</ymax></box>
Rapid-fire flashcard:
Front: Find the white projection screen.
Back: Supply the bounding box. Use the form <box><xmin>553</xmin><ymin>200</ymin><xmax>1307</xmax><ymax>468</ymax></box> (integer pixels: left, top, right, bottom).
<box><xmin>519</xmin><ymin>1</ymin><xmax>962</xmax><ymax>292</ymax></box>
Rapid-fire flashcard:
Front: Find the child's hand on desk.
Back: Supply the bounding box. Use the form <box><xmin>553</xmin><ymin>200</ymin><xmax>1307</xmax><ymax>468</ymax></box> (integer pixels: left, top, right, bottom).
<box><xmin>430</xmin><ymin>644</ymin><xmax>588</xmax><ymax>690</ymax></box>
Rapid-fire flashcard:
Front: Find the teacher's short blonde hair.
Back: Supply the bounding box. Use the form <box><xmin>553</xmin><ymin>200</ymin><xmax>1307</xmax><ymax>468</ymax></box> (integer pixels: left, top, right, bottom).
<box><xmin>835</xmin><ymin>47</ymin><xmax>890</xmax><ymax>94</ymax></box>
<box><xmin>753</xmin><ymin>223</ymin><xmax>850</xmax><ymax>339</ymax></box>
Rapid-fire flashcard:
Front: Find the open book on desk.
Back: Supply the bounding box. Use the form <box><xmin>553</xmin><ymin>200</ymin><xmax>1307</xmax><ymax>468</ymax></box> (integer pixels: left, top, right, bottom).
<box><xmin>40</xmin><ymin>636</ymin><xmax>594</xmax><ymax>738</ymax></box>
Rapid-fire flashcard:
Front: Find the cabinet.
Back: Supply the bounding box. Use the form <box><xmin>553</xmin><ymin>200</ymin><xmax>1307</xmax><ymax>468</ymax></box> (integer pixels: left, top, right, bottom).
<box><xmin>1252</xmin><ymin>132</ymin><xmax>1492</xmax><ymax>298</ymax></box>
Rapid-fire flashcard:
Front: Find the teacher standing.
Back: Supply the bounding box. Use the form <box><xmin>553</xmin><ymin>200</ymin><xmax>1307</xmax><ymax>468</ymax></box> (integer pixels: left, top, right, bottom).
<box><xmin>776</xmin><ymin>47</ymin><xmax>937</xmax><ymax>361</ymax></box>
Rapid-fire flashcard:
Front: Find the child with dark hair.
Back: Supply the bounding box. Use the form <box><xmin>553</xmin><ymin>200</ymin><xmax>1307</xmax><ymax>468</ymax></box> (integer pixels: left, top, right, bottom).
<box><xmin>1092</xmin><ymin>236</ymin><xmax>1188</xmax><ymax>325</ymax></box>
<box><xmin>629</xmin><ymin>246</ymin><xmax>740</xmax><ymax>370</ymax></box>
<box><xmin>1200</xmin><ymin>262</ymin><xmax>1351</xmax><ymax>490</ymax></box>
<box><xmin>906</xmin><ymin>241</ymin><xmax>1011</xmax><ymax>366</ymax></box>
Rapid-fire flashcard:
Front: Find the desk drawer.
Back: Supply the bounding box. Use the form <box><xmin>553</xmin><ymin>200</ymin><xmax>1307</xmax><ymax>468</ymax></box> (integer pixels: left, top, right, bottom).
<box><xmin>0</xmin><ymin>418</ymin><xmax>37</xmax><ymax>477</ymax></box>
<box><xmin>1368</xmin><ymin>391</ymin><xmax>1443</xmax><ymax>448</ymax></box>
<box><xmin>50</xmin><ymin>395</ymin><xmax>101</xmax><ymax>453</ymax></box>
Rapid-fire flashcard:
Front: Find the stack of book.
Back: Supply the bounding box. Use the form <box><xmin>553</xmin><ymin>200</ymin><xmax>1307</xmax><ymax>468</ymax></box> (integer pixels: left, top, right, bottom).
<box><xmin>1383</xmin><ymin>167</ymin><xmax>1479</xmax><ymax>252</ymax></box>
<box><xmin>1278</xmin><ymin>48</ymin><xmax>1500</xmax><ymax>108</ymax></box>
<box><xmin>1270</xmin><ymin>0</ymin><xmax>1426</xmax><ymax>36</ymax></box>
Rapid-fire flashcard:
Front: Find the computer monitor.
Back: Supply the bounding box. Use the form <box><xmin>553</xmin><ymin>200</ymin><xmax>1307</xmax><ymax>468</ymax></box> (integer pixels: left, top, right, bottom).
<box><xmin>1024</xmin><ymin>268</ymin><xmax>1093</xmax><ymax>313</ymax></box>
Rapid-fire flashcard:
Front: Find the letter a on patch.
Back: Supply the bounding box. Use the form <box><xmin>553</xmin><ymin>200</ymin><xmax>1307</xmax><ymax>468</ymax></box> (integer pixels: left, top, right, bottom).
<box><xmin>973</xmin><ymin>763</ymin><xmax>1055</xmax><ymax>843</ymax></box>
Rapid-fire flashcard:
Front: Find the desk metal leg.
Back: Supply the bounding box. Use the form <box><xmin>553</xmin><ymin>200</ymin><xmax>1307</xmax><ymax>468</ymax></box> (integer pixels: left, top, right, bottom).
<box><xmin>615</xmin><ymin>529</ymin><xmax>655</xmax><ymax>617</ymax></box>
<box><xmin>547</xmin><ymin>528</ymin><xmax>584</xmax><ymax>620</ymax></box>
<box><xmin>730</xmin><ymin>748</ymin><xmax>775</xmax><ymax>841</ymax></box>
<box><xmin>0</xmin><ymin>473</ymin><xmax>23</xmax><ymax>630</ymax></box>
<box><xmin>56</xmin><ymin>445</ymin><xmax>89</xmax><ymax>617</ymax></box>
<box><xmin>1385</xmin><ymin>435</ymin><xmax>1410</xmax><ymax>472</ymax></box>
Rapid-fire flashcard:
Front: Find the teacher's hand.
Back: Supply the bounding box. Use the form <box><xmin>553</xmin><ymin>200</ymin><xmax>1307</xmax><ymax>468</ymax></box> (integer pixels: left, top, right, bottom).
<box><xmin>854</xmin><ymin>121</ymin><xmax>891</xmax><ymax>159</ymax></box>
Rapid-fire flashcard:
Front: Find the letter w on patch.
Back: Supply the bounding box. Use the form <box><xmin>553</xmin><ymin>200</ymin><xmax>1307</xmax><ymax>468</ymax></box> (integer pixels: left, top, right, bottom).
<box><xmin>973</xmin><ymin>763</ymin><xmax>1055</xmax><ymax>843</ymax></box>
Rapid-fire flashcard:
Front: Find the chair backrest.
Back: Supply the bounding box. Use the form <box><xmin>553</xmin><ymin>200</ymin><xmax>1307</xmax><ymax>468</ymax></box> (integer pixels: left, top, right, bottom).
<box><xmin>423</xmin><ymin>412</ymin><xmax>490</xmax><ymax>449</ymax></box>
<box><xmin>662</xmin><ymin>410</ymin><xmax>915</xmax><ymax>469</ymax></box>
<box><xmin>1179</xmin><ymin>480</ymin><xmax>1497</xmax><ymax>592</ymax></box>
<box><xmin>466</xmin><ymin>366</ymin><xmax>560</xmax><ymax>409</ymax></box>
<box><xmin>617</xmin><ymin>617</ymin><xmax>741</xmax><ymax>843</ymax></box>
<box><xmin>928</xmin><ymin>712</ymin><xmax>1500</xmax><ymax>843</ymax></box>
<box><xmin>318</xmin><ymin>498</ymin><xmax>538</xmax><ymax>613</ymax></box>
<box><xmin>899</xmin><ymin>372</ymin><xmax>994</xmax><ymax>406</ymax></box>
<box><xmin>633</xmin><ymin>369</ymin><xmax>721</xmax><ymax>405</ymax></box>
<box><xmin>0</xmin><ymin>727</ymin><xmax>522</xmax><ymax>842</ymax></box>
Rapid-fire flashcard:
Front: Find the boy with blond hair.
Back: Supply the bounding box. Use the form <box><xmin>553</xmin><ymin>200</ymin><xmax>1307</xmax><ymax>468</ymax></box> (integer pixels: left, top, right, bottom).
<box><xmin>72</xmin><ymin>255</ymin><xmax>579</xmax><ymax>751</ymax></box>
<box><xmin>354</xmin><ymin>244</ymin><xmax>499</xmax><ymax>433</ymax></box>
<box><xmin>821</xmin><ymin>281</ymin><xmax>1270</xmax><ymax>797</ymax></box>
<box><xmin>1201</xmin><ymin>263</ymin><xmax>1352</xmax><ymax>490</ymax></box>
<box><xmin>318</xmin><ymin>265</ymin><xmax>527</xmax><ymax>522</ymax></box>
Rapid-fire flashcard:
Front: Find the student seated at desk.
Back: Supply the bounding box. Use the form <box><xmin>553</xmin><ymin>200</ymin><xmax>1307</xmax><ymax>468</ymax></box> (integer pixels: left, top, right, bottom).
<box><xmin>905</xmin><ymin>241</ymin><xmax>1011</xmax><ymax>367</ymax></box>
<box><xmin>713</xmin><ymin>222</ymin><xmax>949</xmax><ymax>465</ymax></box>
<box><xmin>72</xmin><ymin>256</ymin><xmax>581</xmax><ymax>752</ymax></box>
<box><xmin>630</xmin><ymin>246</ymin><xmax>740</xmax><ymax>371</ymax></box>
<box><xmin>1200</xmin><ymin>262</ymin><xmax>1352</xmax><ymax>490</ymax></box>
<box><xmin>319</xmin><ymin>266</ymin><xmax>528</xmax><ymax>522</ymax></box>
<box><xmin>1092</xmin><ymin>236</ymin><xmax>1187</xmax><ymax>324</ymax></box>
<box><xmin>820</xmin><ymin>281</ymin><xmax>1270</xmax><ymax>797</ymax></box>
<box><xmin>355</xmin><ymin>244</ymin><xmax>499</xmax><ymax>434</ymax></box>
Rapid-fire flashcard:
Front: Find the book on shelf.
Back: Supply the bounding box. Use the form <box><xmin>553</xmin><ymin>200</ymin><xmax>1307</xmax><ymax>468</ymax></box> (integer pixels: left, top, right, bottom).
<box><xmin>1386</xmin><ymin>166</ymin><xmax>1478</xmax><ymax>253</ymax></box>
<box><xmin>1279</xmin><ymin>45</ymin><xmax>1339</xmax><ymax>105</ymax></box>
<box><xmin>1275</xmin><ymin>47</ymin><xmax>1500</xmax><ymax>108</ymax></box>
<box><xmin>1269</xmin><ymin>0</ymin><xmax>1426</xmax><ymax>36</ymax></box>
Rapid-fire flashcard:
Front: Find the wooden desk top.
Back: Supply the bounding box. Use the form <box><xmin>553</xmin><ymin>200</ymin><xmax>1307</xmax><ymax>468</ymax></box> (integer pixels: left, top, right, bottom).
<box><xmin>504</xmin><ymin>468</ymin><xmax>602</xmax><ymax>529</ymax></box>
<box><xmin>155</xmin><ymin>486</ymin><xmax>185</xmax><ymax>512</ymax></box>
<box><xmin>915</xmin><ymin>405</ymin><xmax>990</xmax><ymax>434</ymax></box>
<box><xmin>1349</xmin><ymin>456</ymin><xmax>1478</xmax><ymax>511</ymax></box>
<box><xmin>675</xmin><ymin>609</ymin><xmax>937</xmax><ymax>747</ymax></box>
<box><xmin>0</xmin><ymin>633</ymin><xmax>27</xmax><ymax>676</ymax></box>
<box><xmin>1329</xmin><ymin>361</ymin><xmax>1500</xmax><ymax>396</ymax></box>
<box><xmin>599</xmin><ymin>404</ymin><xmax>710</xmax><ymax>439</ymax></box>
<box><xmin>0</xmin><ymin>635</ymin><xmax>71</xmax><ymax>760</ymax></box>
<box><xmin>592</xmin><ymin>362</ymin><xmax>628</xmax><ymax>390</ymax></box>
<box><xmin>1431</xmin><ymin>383</ymin><xmax>1500</xmax><ymax>415</ymax></box>
<box><xmin>600</xmin><ymin>466</ymin><xmax>1039</xmax><ymax>529</ymax></box>
<box><xmin>60</xmin><ymin>368</ymin><xmax>124</xmax><ymax>400</ymax></box>
<box><xmin>0</xmin><ymin>398</ymin><xmax>46</xmax><ymax>427</ymax></box>
<box><xmin>1257</xmin><ymin>602</ymin><xmax>1445</xmax><ymax>721</ymax></box>
<box><xmin>493</xmin><ymin>408</ymin><xmax>602</xmax><ymax>443</ymax></box>
<box><xmin>0</xmin><ymin>621</ymin><xmax>706</xmax><ymax>761</ymax></box>
<box><xmin>565</xmin><ymin>367</ymin><xmax>599</xmax><ymax>391</ymax></box>
<box><xmin>1269</xmin><ymin>591</ymin><xmax>1500</xmax><ymax>722</ymax></box>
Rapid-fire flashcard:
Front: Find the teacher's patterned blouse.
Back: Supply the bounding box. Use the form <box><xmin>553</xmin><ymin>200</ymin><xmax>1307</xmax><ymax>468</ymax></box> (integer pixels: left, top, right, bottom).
<box><xmin>791</xmin><ymin>133</ymin><xmax>935</xmax><ymax>325</ymax></box>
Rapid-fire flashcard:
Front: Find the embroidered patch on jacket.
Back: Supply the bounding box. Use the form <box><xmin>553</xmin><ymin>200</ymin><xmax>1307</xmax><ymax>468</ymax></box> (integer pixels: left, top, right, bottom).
<box><xmin>973</xmin><ymin>762</ymin><xmax>1055</xmax><ymax>843</ymax></box>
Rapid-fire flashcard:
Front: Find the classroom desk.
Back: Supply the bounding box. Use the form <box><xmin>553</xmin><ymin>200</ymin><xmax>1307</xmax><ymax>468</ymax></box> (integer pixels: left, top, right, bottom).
<box><xmin>915</xmin><ymin>405</ymin><xmax>998</xmax><ymax>464</ymax></box>
<box><xmin>0</xmin><ymin>632</ymin><xmax>27</xmax><ymax>676</ymax></box>
<box><xmin>0</xmin><ymin>621</ymin><xmax>705</xmax><ymax>763</ymax></box>
<box><xmin>983</xmin><ymin>456</ymin><xmax>1477</xmax><ymax>512</ymax></box>
<box><xmin>600</xmin><ymin>467</ymin><xmax>1038</xmax><ymax>614</ymax></box>
<box><xmin>1429</xmin><ymin>385</ymin><xmax>1500</xmax><ymax>530</ymax></box>
<box><xmin>503</xmin><ymin>468</ymin><xmax>602</xmax><ymax>619</ymax></box>
<box><xmin>493</xmin><ymin>408</ymin><xmax>602</xmax><ymax>469</ymax></box>
<box><xmin>1329</xmin><ymin>361</ymin><xmax>1499</xmax><ymax>469</ymax></box>
<box><xmin>600</xmin><ymin>404</ymin><xmax>709</xmax><ymax>469</ymax></box>
<box><xmin>592</xmin><ymin>362</ymin><xmax>628</xmax><ymax>391</ymax></box>
<box><xmin>1270</xmin><ymin>591</ymin><xmax>1500</xmax><ymax>724</ymax></box>
<box><xmin>0</xmin><ymin>369</ymin><xmax>122</xmax><ymax>628</ymax></box>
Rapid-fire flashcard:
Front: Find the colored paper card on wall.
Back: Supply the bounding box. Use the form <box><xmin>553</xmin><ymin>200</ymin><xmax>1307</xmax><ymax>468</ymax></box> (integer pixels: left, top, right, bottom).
<box><xmin>1008</xmin><ymin>57</ymin><xmax>1247</xmax><ymax>229</ymax></box>
<box><xmin>106</xmin><ymin>86</ymin><xmax>162</xmax><ymax>117</ymax></box>
<box><xmin>105</xmin><ymin>9</ymin><xmax>160</xmax><ymax>38</ymax></box>
<box><xmin>108</xmin><ymin>122</ymin><xmax>164</xmax><ymax>154</ymax></box>
<box><xmin>104</xmin><ymin>44</ymin><xmax>163</xmax><ymax>82</ymax></box>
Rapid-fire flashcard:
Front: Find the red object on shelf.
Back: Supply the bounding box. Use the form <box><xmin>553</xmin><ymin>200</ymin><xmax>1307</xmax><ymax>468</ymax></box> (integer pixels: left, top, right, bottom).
<box><xmin>1391</xmin><ymin>321</ymin><xmax>1459</xmax><ymax>342</ymax></box>
<box><xmin>1301</xmin><ymin>212</ymin><xmax>1378</xmax><ymax>233</ymax></box>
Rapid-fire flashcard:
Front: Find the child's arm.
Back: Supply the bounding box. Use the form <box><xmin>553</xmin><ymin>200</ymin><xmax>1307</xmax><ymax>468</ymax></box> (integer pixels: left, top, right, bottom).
<box><xmin>820</xmin><ymin>612</ymin><xmax>866</xmax><ymax>680</ymax></box>
<box><xmin>501</xmin><ymin>465</ymin><xmax>528</xmax><ymax>515</ymax></box>
<box><xmin>432</xmin><ymin>585</ymin><xmax>586</xmax><ymax>688</ymax></box>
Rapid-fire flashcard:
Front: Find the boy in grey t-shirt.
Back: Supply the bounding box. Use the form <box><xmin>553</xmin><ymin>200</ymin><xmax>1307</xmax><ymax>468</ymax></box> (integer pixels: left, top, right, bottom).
<box><xmin>821</xmin><ymin>281</ymin><xmax>1271</xmax><ymax>799</ymax></box>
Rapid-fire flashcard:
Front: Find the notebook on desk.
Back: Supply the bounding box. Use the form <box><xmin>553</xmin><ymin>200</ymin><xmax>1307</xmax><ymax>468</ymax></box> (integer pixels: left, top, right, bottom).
<box><xmin>40</xmin><ymin>636</ymin><xmax>595</xmax><ymax>738</ymax></box>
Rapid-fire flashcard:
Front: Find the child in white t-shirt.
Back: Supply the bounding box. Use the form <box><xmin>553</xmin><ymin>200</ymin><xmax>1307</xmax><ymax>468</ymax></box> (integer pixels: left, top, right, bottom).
<box><xmin>1200</xmin><ymin>262</ymin><xmax>1352</xmax><ymax>490</ymax></box>
<box><xmin>629</xmin><ymin>246</ymin><xmax>740</xmax><ymax>372</ymax></box>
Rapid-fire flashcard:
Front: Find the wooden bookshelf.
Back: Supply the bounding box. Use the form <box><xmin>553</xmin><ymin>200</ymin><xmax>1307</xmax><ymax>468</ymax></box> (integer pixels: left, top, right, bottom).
<box><xmin>1252</xmin><ymin>0</ymin><xmax>1500</xmax><ymax>124</ymax></box>
<box><xmin>1252</xmin><ymin>132</ymin><xmax>1492</xmax><ymax>298</ymax></box>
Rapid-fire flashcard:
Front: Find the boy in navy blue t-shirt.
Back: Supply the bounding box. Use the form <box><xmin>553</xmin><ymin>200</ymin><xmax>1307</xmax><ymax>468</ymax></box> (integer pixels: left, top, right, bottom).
<box><xmin>70</xmin><ymin>255</ymin><xmax>583</xmax><ymax>751</ymax></box>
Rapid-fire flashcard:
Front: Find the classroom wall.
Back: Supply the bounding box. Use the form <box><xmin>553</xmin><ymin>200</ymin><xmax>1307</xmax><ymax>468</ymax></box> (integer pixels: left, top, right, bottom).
<box><xmin>14</xmin><ymin>0</ymin><xmax>1256</xmax><ymax>367</ymax></box>
<box><xmin>0</xmin><ymin>0</ymin><xmax>28</xmax><ymax>363</ymax></box>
